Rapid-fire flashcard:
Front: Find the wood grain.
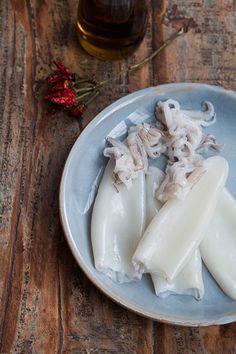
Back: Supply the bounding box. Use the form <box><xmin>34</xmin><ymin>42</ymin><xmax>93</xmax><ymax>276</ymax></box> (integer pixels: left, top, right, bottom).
<box><xmin>0</xmin><ymin>0</ymin><xmax>236</xmax><ymax>353</ymax></box>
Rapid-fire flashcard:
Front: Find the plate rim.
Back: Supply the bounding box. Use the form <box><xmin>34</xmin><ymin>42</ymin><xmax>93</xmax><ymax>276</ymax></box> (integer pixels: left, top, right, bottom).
<box><xmin>59</xmin><ymin>82</ymin><xmax>236</xmax><ymax>326</ymax></box>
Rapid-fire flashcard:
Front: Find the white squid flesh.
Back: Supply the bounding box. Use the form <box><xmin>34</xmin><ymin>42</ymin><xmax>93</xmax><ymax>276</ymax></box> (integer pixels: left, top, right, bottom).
<box><xmin>132</xmin><ymin>156</ymin><xmax>229</xmax><ymax>281</ymax></box>
<box><xmin>200</xmin><ymin>188</ymin><xmax>236</xmax><ymax>300</ymax></box>
<box><xmin>91</xmin><ymin>159</ymin><xmax>146</xmax><ymax>283</ymax></box>
<box><xmin>146</xmin><ymin>167</ymin><xmax>204</xmax><ymax>299</ymax></box>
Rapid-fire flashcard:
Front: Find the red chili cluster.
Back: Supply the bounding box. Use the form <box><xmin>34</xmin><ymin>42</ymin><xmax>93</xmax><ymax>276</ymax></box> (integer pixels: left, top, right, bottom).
<box><xmin>44</xmin><ymin>30</ymin><xmax>185</xmax><ymax>119</ymax></box>
<box><xmin>45</xmin><ymin>61</ymin><xmax>89</xmax><ymax>118</ymax></box>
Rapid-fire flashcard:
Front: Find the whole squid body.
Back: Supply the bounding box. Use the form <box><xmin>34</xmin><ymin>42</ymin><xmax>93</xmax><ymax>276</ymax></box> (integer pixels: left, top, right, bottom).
<box><xmin>133</xmin><ymin>156</ymin><xmax>229</xmax><ymax>281</ymax></box>
<box><xmin>91</xmin><ymin>160</ymin><xmax>146</xmax><ymax>283</ymax></box>
<box><xmin>146</xmin><ymin>167</ymin><xmax>204</xmax><ymax>299</ymax></box>
<box><xmin>200</xmin><ymin>188</ymin><xmax>236</xmax><ymax>299</ymax></box>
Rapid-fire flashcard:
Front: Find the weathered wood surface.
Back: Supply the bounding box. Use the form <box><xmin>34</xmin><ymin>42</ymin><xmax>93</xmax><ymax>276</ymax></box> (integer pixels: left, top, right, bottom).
<box><xmin>0</xmin><ymin>0</ymin><xmax>236</xmax><ymax>353</ymax></box>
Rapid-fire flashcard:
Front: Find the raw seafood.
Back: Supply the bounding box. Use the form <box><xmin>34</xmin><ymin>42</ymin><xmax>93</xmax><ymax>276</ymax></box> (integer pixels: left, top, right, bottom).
<box><xmin>91</xmin><ymin>159</ymin><xmax>146</xmax><ymax>283</ymax></box>
<box><xmin>146</xmin><ymin>166</ymin><xmax>164</xmax><ymax>225</ymax></box>
<box><xmin>146</xmin><ymin>167</ymin><xmax>204</xmax><ymax>299</ymax></box>
<box><xmin>155</xmin><ymin>100</ymin><xmax>221</xmax><ymax>202</ymax></box>
<box><xmin>104</xmin><ymin>99</ymin><xmax>221</xmax><ymax>202</ymax></box>
<box><xmin>132</xmin><ymin>156</ymin><xmax>228</xmax><ymax>281</ymax></box>
<box><xmin>200</xmin><ymin>188</ymin><xmax>236</xmax><ymax>299</ymax></box>
<box><xmin>104</xmin><ymin>123</ymin><xmax>165</xmax><ymax>189</ymax></box>
<box><xmin>151</xmin><ymin>249</ymin><xmax>204</xmax><ymax>299</ymax></box>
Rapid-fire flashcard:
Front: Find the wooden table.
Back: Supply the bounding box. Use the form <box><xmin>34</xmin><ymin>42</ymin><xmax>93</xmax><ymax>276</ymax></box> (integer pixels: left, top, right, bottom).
<box><xmin>1</xmin><ymin>1</ymin><xmax>236</xmax><ymax>353</ymax></box>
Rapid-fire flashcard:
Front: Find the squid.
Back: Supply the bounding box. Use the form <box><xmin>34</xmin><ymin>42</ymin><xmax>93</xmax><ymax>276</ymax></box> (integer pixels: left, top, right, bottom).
<box><xmin>104</xmin><ymin>99</ymin><xmax>221</xmax><ymax>203</ymax></box>
<box><xmin>132</xmin><ymin>156</ymin><xmax>229</xmax><ymax>281</ymax></box>
<box><xmin>91</xmin><ymin>159</ymin><xmax>146</xmax><ymax>283</ymax></box>
<box><xmin>155</xmin><ymin>99</ymin><xmax>221</xmax><ymax>202</ymax></box>
<box><xmin>200</xmin><ymin>188</ymin><xmax>236</xmax><ymax>300</ymax></box>
<box><xmin>146</xmin><ymin>166</ymin><xmax>164</xmax><ymax>224</ymax></box>
<box><xmin>104</xmin><ymin>123</ymin><xmax>166</xmax><ymax>189</ymax></box>
<box><xmin>146</xmin><ymin>167</ymin><xmax>204</xmax><ymax>299</ymax></box>
<box><xmin>151</xmin><ymin>250</ymin><xmax>204</xmax><ymax>299</ymax></box>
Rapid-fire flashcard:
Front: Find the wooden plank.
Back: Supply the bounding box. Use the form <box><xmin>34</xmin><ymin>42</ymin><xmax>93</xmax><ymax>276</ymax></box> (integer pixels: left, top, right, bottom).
<box><xmin>154</xmin><ymin>323</ymin><xmax>236</xmax><ymax>354</ymax></box>
<box><xmin>0</xmin><ymin>0</ymin><xmax>236</xmax><ymax>353</ymax></box>
<box><xmin>151</xmin><ymin>0</ymin><xmax>236</xmax><ymax>89</ymax></box>
<box><xmin>0</xmin><ymin>0</ymin><xmax>154</xmax><ymax>353</ymax></box>
<box><xmin>151</xmin><ymin>0</ymin><xmax>236</xmax><ymax>352</ymax></box>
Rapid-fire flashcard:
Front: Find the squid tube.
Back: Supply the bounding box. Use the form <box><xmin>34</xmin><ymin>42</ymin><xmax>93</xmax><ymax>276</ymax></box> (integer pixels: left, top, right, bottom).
<box><xmin>200</xmin><ymin>188</ymin><xmax>236</xmax><ymax>300</ymax></box>
<box><xmin>91</xmin><ymin>160</ymin><xmax>146</xmax><ymax>283</ymax></box>
<box><xmin>133</xmin><ymin>156</ymin><xmax>229</xmax><ymax>281</ymax></box>
<box><xmin>146</xmin><ymin>167</ymin><xmax>204</xmax><ymax>299</ymax></box>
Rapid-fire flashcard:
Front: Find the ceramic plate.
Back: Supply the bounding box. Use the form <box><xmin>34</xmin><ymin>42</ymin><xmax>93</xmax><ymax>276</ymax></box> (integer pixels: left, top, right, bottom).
<box><xmin>60</xmin><ymin>83</ymin><xmax>236</xmax><ymax>326</ymax></box>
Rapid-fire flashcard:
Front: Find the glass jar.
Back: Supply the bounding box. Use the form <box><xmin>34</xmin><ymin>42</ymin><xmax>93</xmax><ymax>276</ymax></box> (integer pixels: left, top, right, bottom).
<box><xmin>77</xmin><ymin>0</ymin><xmax>148</xmax><ymax>60</ymax></box>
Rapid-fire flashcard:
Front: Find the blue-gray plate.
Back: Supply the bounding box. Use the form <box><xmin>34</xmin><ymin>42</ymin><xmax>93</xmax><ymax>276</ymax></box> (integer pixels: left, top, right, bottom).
<box><xmin>60</xmin><ymin>83</ymin><xmax>236</xmax><ymax>326</ymax></box>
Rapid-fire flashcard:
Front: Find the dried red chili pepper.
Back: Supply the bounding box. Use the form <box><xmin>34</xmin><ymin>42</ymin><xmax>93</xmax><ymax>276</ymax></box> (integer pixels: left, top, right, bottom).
<box><xmin>70</xmin><ymin>104</ymin><xmax>87</xmax><ymax>118</ymax></box>
<box><xmin>44</xmin><ymin>28</ymin><xmax>185</xmax><ymax>119</ymax></box>
<box><xmin>51</xmin><ymin>80</ymin><xmax>69</xmax><ymax>91</ymax></box>
<box><xmin>53</xmin><ymin>61</ymin><xmax>74</xmax><ymax>78</ymax></box>
<box><xmin>45</xmin><ymin>88</ymin><xmax>76</xmax><ymax>108</ymax></box>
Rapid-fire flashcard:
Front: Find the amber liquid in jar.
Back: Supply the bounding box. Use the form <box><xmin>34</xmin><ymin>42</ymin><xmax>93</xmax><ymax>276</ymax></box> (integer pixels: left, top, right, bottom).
<box><xmin>77</xmin><ymin>0</ymin><xmax>148</xmax><ymax>60</ymax></box>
